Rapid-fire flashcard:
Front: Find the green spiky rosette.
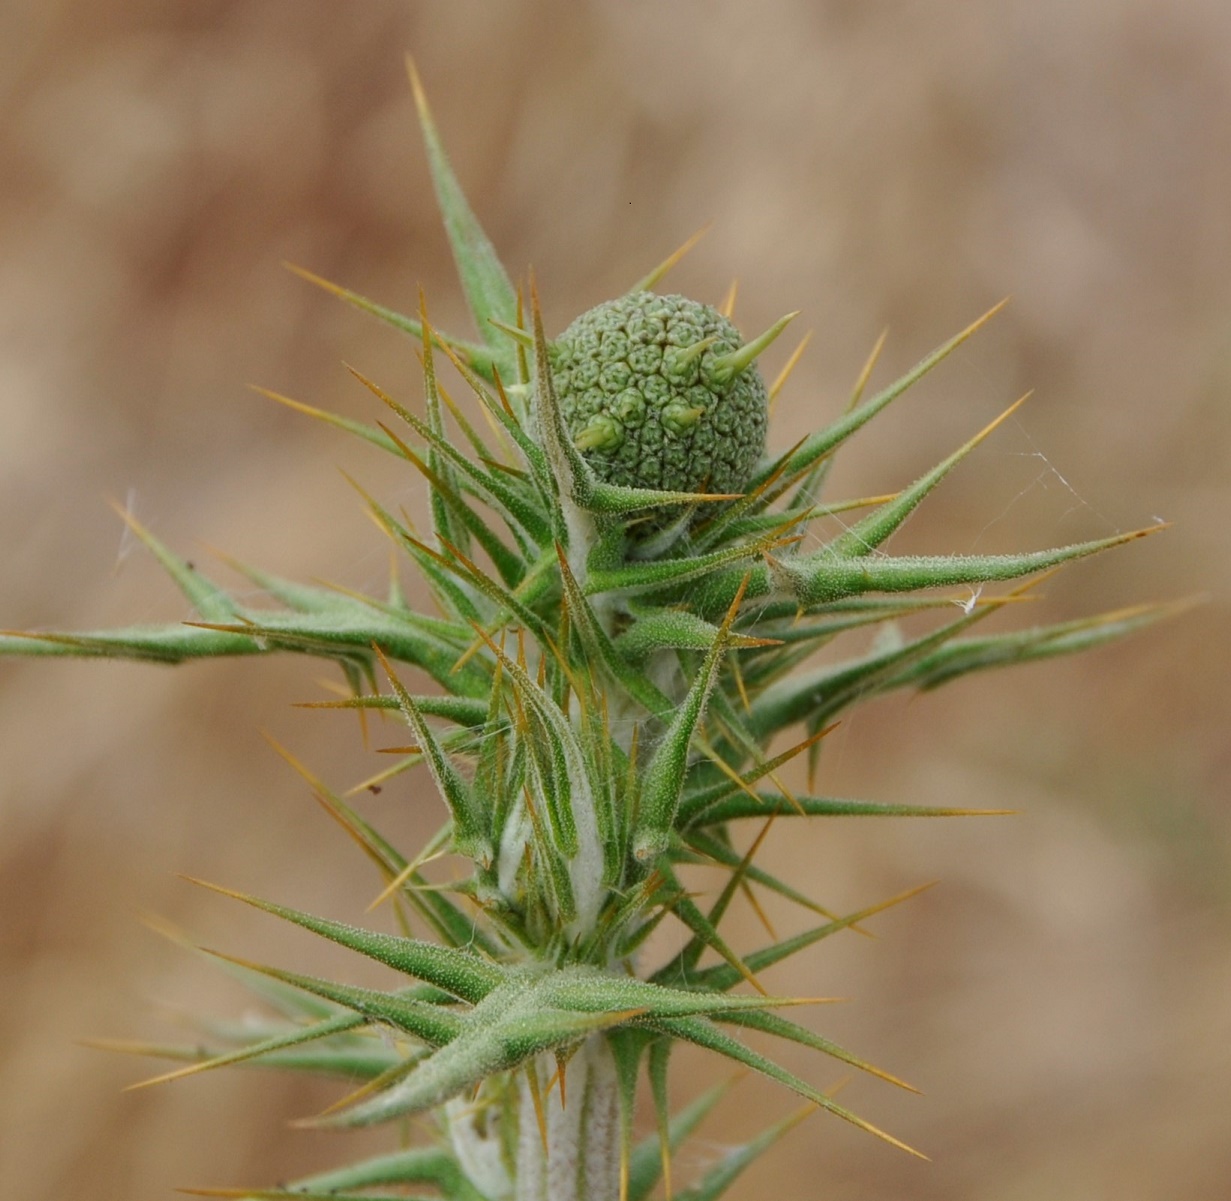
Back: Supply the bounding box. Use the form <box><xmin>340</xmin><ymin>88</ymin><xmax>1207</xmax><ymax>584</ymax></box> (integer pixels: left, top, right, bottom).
<box><xmin>3</xmin><ymin>63</ymin><xmax>1172</xmax><ymax>1201</ymax></box>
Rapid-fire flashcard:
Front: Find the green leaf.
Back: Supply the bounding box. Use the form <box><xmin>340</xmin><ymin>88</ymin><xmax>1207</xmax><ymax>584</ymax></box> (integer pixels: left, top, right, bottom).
<box><xmin>891</xmin><ymin>599</ymin><xmax>1187</xmax><ymax>692</ymax></box>
<box><xmin>652</xmin><ymin>1015</ymin><xmax>924</xmax><ymax>1158</ymax></box>
<box><xmin>322</xmin><ymin>980</ymin><xmax>634</xmax><ymax>1127</ymax></box>
<box><xmin>716</xmin><ymin>1008</ymin><xmax>918</xmax><ymax>1092</ymax></box>
<box><xmin>203</xmin><ymin>950</ymin><xmax>465</xmax><ymax>1047</ymax></box>
<box><xmin>200</xmin><ymin>614</ymin><xmax>480</xmax><ymax>696</ymax></box>
<box><xmin>0</xmin><ymin>625</ymin><xmax>259</xmax><ymax>663</ymax></box>
<box><xmin>537</xmin><ymin>966</ymin><xmax>802</xmax><ymax>1021</ymax></box>
<box><xmin>287</xmin><ymin>1143</ymin><xmax>482</xmax><ymax>1201</ymax></box>
<box><xmin>394</xmin><ymin>432</ymin><xmax>527</xmax><ymax>588</ymax></box>
<box><xmin>114</xmin><ymin>1011</ymin><xmax>367</xmax><ymax>1090</ymax></box>
<box><xmin>649</xmin><ymin>1039</ymin><xmax>673</xmax><ymax>1201</ymax></box>
<box><xmin>188</xmin><ymin>878</ymin><xmax>505</xmax><ymax>1004</ymax></box>
<box><xmin>680</xmin><ymin>827</ymin><xmax>844</xmax><ymax>924</ymax></box>
<box><xmin>687</xmin><ymin>883</ymin><xmax>934</xmax><ymax>994</ymax></box>
<box><xmin>377</xmin><ymin>648</ymin><xmax>493</xmax><ymax>864</ymax></box>
<box><xmin>631</xmin><ymin>581</ymin><xmax>743</xmax><ymax>861</ymax></box>
<box><xmin>104</xmin><ymin>503</ymin><xmax>237</xmax><ymax>621</ymax></box>
<box><xmin>826</xmin><ymin>392</ymin><xmax>1029</xmax><ymax>559</ymax></box>
<box><xmin>348</xmin><ymin>364</ymin><xmax>553</xmax><ymax>547</ymax></box>
<box><xmin>181</xmin><ymin>1190</ymin><xmax>441</xmax><ymax>1201</ymax></box>
<box><xmin>283</xmin><ymin>261</ymin><xmax>498</xmax><ymax>380</ymax></box>
<box><xmin>556</xmin><ymin>546</ymin><xmax>672</xmax><ymax>718</ymax></box>
<box><xmin>769</xmin><ymin>525</ymin><xmax>1161</xmax><ymax>609</ymax></box>
<box><xmin>614</xmin><ymin>608</ymin><xmax>773</xmax><ymax>664</ymax></box>
<box><xmin>746</xmin><ymin>596</ymin><xmax>1008</xmax><ymax>738</ymax></box>
<box><xmin>409</xmin><ymin>60</ymin><xmax>518</xmax><ymax>353</ymax></box>
<box><xmin>749</xmin><ymin>299</ymin><xmax>1009</xmax><ymax>491</ymax></box>
<box><xmin>97</xmin><ymin>1033</ymin><xmax>399</xmax><ymax>1085</ymax></box>
<box><xmin>686</xmin><ymin>791</ymin><xmax>1009</xmax><ymax>826</ymax></box>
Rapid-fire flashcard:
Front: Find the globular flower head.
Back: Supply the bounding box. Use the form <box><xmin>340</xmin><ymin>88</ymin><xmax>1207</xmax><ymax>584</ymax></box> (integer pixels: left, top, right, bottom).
<box><xmin>552</xmin><ymin>291</ymin><xmax>768</xmax><ymax>496</ymax></box>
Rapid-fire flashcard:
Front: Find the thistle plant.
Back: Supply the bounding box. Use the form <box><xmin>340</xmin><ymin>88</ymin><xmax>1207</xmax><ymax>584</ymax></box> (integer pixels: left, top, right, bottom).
<box><xmin>2</xmin><ymin>65</ymin><xmax>1171</xmax><ymax>1201</ymax></box>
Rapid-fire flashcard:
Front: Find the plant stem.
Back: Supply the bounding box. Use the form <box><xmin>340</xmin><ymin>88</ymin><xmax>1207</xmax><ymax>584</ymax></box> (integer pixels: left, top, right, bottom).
<box><xmin>516</xmin><ymin>1036</ymin><xmax>621</xmax><ymax>1201</ymax></box>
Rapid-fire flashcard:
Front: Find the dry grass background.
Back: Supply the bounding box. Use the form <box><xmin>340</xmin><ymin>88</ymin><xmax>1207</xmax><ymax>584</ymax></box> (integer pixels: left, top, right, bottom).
<box><xmin>2</xmin><ymin>2</ymin><xmax>1229</xmax><ymax>1198</ymax></box>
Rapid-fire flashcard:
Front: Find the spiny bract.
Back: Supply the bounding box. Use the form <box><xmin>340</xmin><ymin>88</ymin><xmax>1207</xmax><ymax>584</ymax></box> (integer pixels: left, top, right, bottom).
<box><xmin>1</xmin><ymin>61</ymin><xmax>1170</xmax><ymax>1201</ymax></box>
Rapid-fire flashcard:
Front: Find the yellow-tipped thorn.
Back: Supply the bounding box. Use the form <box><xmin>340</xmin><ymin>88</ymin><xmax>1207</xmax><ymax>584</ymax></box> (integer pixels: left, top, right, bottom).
<box><xmin>719</xmin><ymin>278</ymin><xmax>739</xmax><ymax>318</ymax></box>
<box><xmin>769</xmin><ymin>330</ymin><xmax>813</xmax><ymax>404</ymax></box>
<box><xmin>848</xmin><ymin>327</ymin><xmax>888</xmax><ymax>410</ymax></box>
<box><xmin>406</xmin><ymin>54</ymin><xmax>430</xmax><ymax>122</ymax></box>
<box><xmin>628</xmin><ymin>223</ymin><xmax>712</xmax><ymax>294</ymax></box>
<box><xmin>366</xmin><ymin>843</ymin><xmax>447</xmax><ymax>912</ymax></box>
<box><xmin>526</xmin><ymin>1060</ymin><xmax>550</xmax><ymax>1154</ymax></box>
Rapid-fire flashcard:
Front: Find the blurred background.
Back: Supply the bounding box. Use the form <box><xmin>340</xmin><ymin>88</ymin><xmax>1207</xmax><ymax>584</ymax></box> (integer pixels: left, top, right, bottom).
<box><xmin>1</xmin><ymin>1</ymin><xmax>1228</xmax><ymax>1198</ymax></box>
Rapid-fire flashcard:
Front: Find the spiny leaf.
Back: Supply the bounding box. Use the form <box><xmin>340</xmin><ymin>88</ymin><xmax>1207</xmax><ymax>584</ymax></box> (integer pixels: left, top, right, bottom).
<box><xmin>387</xmin><ymin>425</ymin><xmax>525</xmax><ymax>587</ymax></box>
<box><xmin>122</xmin><ymin>1012</ymin><xmax>366</xmax><ymax>1091</ymax></box>
<box><xmin>408</xmin><ymin>58</ymin><xmax>518</xmax><ymax>353</ymax></box>
<box><xmin>179</xmin><ymin>1190</ymin><xmax>435</xmax><ymax>1201</ymax></box>
<box><xmin>828</xmin><ymin>391</ymin><xmax>1031</xmax><ymax>558</ymax></box>
<box><xmin>750</xmin><ymin>298</ymin><xmax>1010</xmax><ymax>490</ymax></box>
<box><xmin>282</xmin><ymin>261</ymin><xmax>496</xmax><ymax>379</ymax></box>
<box><xmin>252</xmin><ymin>383</ymin><xmax>405</xmax><ymax>455</ymax></box>
<box><xmin>767</xmin><ymin>524</ymin><xmax>1164</xmax><ymax>610</ymax></box>
<box><xmin>374</xmin><ymin>649</ymin><xmax>489</xmax><ymax>861</ymax></box>
<box><xmin>687</xmin><ymin>792</ymin><xmax>1011</xmax><ymax>827</ymax></box>
<box><xmin>287</xmin><ymin>1145</ymin><xmax>471</xmax><ymax>1198</ymax></box>
<box><xmin>184</xmin><ymin>877</ymin><xmax>505</xmax><ymax>1004</ymax></box>
<box><xmin>715</xmin><ymin>1008</ymin><xmax>919</xmax><ymax>1092</ymax></box>
<box><xmin>0</xmin><ymin>625</ymin><xmax>259</xmax><ymax>662</ymax></box>
<box><xmin>346</xmin><ymin>363</ymin><xmax>552</xmax><ymax>546</ymax></box>
<box><xmin>651</xmin><ymin>864</ymin><xmax>767</xmax><ymax>996</ymax></box>
<box><xmin>297</xmin><ymin>692</ymin><xmax>489</xmax><ymax>727</ymax></box>
<box><xmin>686</xmin><ymin>882</ymin><xmax>935</xmax><ymax>993</ymax></box>
<box><xmin>894</xmin><ymin>597</ymin><xmax>1194</xmax><ymax>691</ymax></box>
<box><xmin>107</xmin><ymin>501</ymin><xmax>237</xmax><ymax>621</ymax></box>
<box><xmin>746</xmin><ymin>585</ymin><xmax>1022</xmax><ymax>738</ymax></box>
<box><xmin>677</xmin><ymin>726</ymin><xmax>836</xmax><ymax>826</ymax></box>
<box><xmin>677</xmin><ymin>818</ymin><xmax>777</xmax><ymax>975</ymax></box>
<box><xmin>266</xmin><ymin>738</ymin><xmax>495</xmax><ymax>955</ymax></box>
<box><xmin>90</xmin><ymin>1036</ymin><xmax>397</xmax><ymax>1084</ymax></box>
<box><xmin>556</xmin><ymin>544</ymin><xmax>673</xmax><ymax>718</ymax></box>
<box><xmin>199</xmin><ymin>948</ymin><xmax>465</xmax><ymax>1047</ymax></box>
<box><xmin>614</xmin><ymin>608</ymin><xmax>778</xmax><ymax>664</ymax></box>
<box><xmin>537</xmin><ymin>967</ymin><xmax>812</xmax><ymax>1020</ymax></box>
<box><xmin>680</xmin><ymin>827</ymin><xmax>847</xmax><ymax>925</ymax></box>
<box><xmin>653</xmin><ymin>1015</ymin><xmax>925</xmax><ymax>1158</ymax></box>
<box><xmin>649</xmin><ymin>1040</ymin><xmax>674</xmax><ymax>1201</ymax></box>
<box><xmin>319</xmin><ymin>988</ymin><xmax>641</xmax><ymax>1127</ymax></box>
<box><xmin>633</xmin><ymin>576</ymin><xmax>750</xmax><ymax>862</ymax></box>
<box><xmin>585</xmin><ymin>520</ymin><xmax>798</xmax><ymax>599</ymax></box>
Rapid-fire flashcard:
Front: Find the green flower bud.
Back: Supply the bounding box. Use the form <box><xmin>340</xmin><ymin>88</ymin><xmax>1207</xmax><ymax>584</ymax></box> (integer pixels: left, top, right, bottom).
<box><xmin>550</xmin><ymin>292</ymin><xmax>769</xmax><ymax>496</ymax></box>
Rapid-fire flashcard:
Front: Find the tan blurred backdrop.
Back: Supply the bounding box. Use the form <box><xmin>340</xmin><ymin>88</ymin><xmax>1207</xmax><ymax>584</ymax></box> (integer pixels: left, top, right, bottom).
<box><xmin>1</xmin><ymin>2</ymin><xmax>1228</xmax><ymax>1198</ymax></box>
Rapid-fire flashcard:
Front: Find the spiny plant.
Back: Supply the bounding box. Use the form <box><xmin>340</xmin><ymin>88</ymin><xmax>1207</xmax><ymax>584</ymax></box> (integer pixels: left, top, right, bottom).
<box><xmin>2</xmin><ymin>63</ymin><xmax>1173</xmax><ymax>1201</ymax></box>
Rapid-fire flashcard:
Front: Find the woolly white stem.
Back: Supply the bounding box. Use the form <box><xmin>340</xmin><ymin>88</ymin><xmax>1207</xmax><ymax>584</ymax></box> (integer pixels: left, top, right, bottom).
<box><xmin>516</xmin><ymin>1037</ymin><xmax>621</xmax><ymax>1201</ymax></box>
